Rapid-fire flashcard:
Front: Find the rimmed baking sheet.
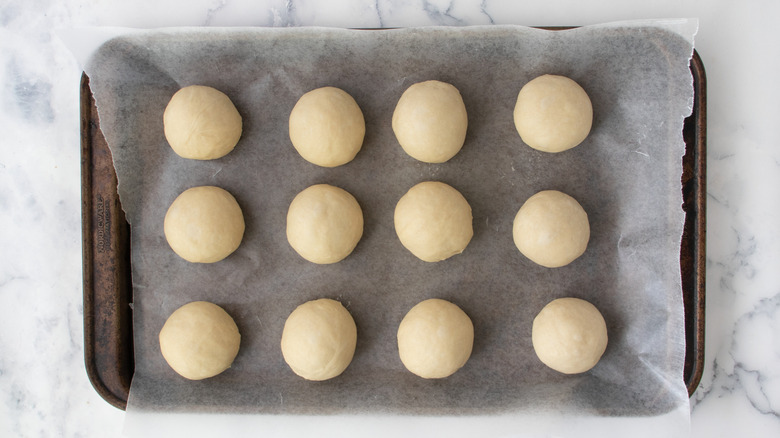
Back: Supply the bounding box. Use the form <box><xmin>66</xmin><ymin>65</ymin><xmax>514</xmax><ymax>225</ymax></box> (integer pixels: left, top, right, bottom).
<box><xmin>80</xmin><ymin>25</ymin><xmax>705</xmax><ymax>420</ymax></box>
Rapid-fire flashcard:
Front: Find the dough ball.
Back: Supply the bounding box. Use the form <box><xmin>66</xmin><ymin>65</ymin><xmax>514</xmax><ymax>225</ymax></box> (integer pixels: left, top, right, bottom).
<box><xmin>163</xmin><ymin>85</ymin><xmax>242</xmax><ymax>160</ymax></box>
<box><xmin>397</xmin><ymin>299</ymin><xmax>474</xmax><ymax>379</ymax></box>
<box><xmin>164</xmin><ymin>186</ymin><xmax>245</xmax><ymax>263</ymax></box>
<box><xmin>289</xmin><ymin>87</ymin><xmax>365</xmax><ymax>167</ymax></box>
<box><xmin>281</xmin><ymin>298</ymin><xmax>357</xmax><ymax>381</ymax></box>
<box><xmin>394</xmin><ymin>181</ymin><xmax>473</xmax><ymax>262</ymax></box>
<box><xmin>159</xmin><ymin>301</ymin><xmax>241</xmax><ymax>380</ymax></box>
<box><xmin>286</xmin><ymin>184</ymin><xmax>364</xmax><ymax>264</ymax></box>
<box><xmin>392</xmin><ymin>80</ymin><xmax>468</xmax><ymax>163</ymax></box>
<box><xmin>513</xmin><ymin>75</ymin><xmax>592</xmax><ymax>153</ymax></box>
<box><xmin>513</xmin><ymin>190</ymin><xmax>589</xmax><ymax>268</ymax></box>
<box><xmin>532</xmin><ymin>298</ymin><xmax>608</xmax><ymax>374</ymax></box>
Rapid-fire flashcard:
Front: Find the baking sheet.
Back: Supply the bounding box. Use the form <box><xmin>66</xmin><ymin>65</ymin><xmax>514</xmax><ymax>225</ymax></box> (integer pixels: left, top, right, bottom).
<box><xmin>81</xmin><ymin>21</ymin><xmax>695</xmax><ymax>430</ymax></box>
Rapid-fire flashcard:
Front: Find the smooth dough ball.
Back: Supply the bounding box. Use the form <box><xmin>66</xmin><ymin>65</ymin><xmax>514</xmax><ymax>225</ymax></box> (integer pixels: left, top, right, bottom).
<box><xmin>532</xmin><ymin>298</ymin><xmax>608</xmax><ymax>374</ymax></box>
<box><xmin>394</xmin><ymin>181</ymin><xmax>473</xmax><ymax>262</ymax></box>
<box><xmin>286</xmin><ymin>184</ymin><xmax>363</xmax><ymax>264</ymax></box>
<box><xmin>281</xmin><ymin>298</ymin><xmax>357</xmax><ymax>381</ymax></box>
<box><xmin>513</xmin><ymin>190</ymin><xmax>589</xmax><ymax>268</ymax></box>
<box><xmin>159</xmin><ymin>301</ymin><xmax>241</xmax><ymax>380</ymax></box>
<box><xmin>397</xmin><ymin>299</ymin><xmax>474</xmax><ymax>379</ymax></box>
<box><xmin>289</xmin><ymin>87</ymin><xmax>365</xmax><ymax>167</ymax></box>
<box><xmin>513</xmin><ymin>75</ymin><xmax>592</xmax><ymax>153</ymax></box>
<box><xmin>163</xmin><ymin>85</ymin><xmax>242</xmax><ymax>160</ymax></box>
<box><xmin>164</xmin><ymin>186</ymin><xmax>245</xmax><ymax>263</ymax></box>
<box><xmin>392</xmin><ymin>80</ymin><xmax>468</xmax><ymax>163</ymax></box>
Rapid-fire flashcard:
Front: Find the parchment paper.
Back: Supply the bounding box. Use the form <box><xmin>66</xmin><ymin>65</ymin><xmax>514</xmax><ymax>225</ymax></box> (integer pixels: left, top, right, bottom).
<box><xmin>82</xmin><ymin>22</ymin><xmax>695</xmax><ymax>434</ymax></box>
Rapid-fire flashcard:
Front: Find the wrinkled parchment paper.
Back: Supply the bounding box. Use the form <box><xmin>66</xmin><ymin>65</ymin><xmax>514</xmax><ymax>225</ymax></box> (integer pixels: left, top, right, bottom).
<box><xmin>81</xmin><ymin>21</ymin><xmax>695</xmax><ymax>437</ymax></box>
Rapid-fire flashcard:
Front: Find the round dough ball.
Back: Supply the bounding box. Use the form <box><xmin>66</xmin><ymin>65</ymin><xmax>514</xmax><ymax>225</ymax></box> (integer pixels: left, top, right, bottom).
<box><xmin>394</xmin><ymin>181</ymin><xmax>473</xmax><ymax>262</ymax></box>
<box><xmin>392</xmin><ymin>80</ymin><xmax>468</xmax><ymax>163</ymax></box>
<box><xmin>163</xmin><ymin>85</ymin><xmax>242</xmax><ymax>160</ymax></box>
<box><xmin>286</xmin><ymin>184</ymin><xmax>364</xmax><ymax>264</ymax></box>
<box><xmin>281</xmin><ymin>298</ymin><xmax>357</xmax><ymax>381</ymax></box>
<box><xmin>513</xmin><ymin>75</ymin><xmax>592</xmax><ymax>153</ymax></box>
<box><xmin>397</xmin><ymin>299</ymin><xmax>474</xmax><ymax>379</ymax></box>
<box><xmin>512</xmin><ymin>190</ymin><xmax>589</xmax><ymax>268</ymax></box>
<box><xmin>164</xmin><ymin>186</ymin><xmax>245</xmax><ymax>263</ymax></box>
<box><xmin>159</xmin><ymin>301</ymin><xmax>241</xmax><ymax>380</ymax></box>
<box><xmin>532</xmin><ymin>298</ymin><xmax>608</xmax><ymax>374</ymax></box>
<box><xmin>289</xmin><ymin>87</ymin><xmax>365</xmax><ymax>167</ymax></box>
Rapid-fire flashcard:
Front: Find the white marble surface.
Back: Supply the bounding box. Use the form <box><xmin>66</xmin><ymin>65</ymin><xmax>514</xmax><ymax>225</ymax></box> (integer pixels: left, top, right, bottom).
<box><xmin>0</xmin><ymin>0</ymin><xmax>777</xmax><ymax>436</ymax></box>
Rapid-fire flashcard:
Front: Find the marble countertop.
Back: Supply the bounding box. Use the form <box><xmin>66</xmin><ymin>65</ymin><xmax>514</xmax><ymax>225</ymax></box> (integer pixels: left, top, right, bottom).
<box><xmin>1</xmin><ymin>0</ymin><xmax>777</xmax><ymax>436</ymax></box>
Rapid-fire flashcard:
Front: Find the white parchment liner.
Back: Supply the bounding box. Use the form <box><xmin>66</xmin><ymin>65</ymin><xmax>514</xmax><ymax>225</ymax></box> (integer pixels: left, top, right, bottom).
<box><xmin>80</xmin><ymin>21</ymin><xmax>696</xmax><ymax>437</ymax></box>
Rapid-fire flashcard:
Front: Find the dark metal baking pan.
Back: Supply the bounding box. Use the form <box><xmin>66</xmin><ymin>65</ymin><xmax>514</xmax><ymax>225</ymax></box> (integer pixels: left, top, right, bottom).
<box><xmin>81</xmin><ymin>50</ymin><xmax>706</xmax><ymax>411</ymax></box>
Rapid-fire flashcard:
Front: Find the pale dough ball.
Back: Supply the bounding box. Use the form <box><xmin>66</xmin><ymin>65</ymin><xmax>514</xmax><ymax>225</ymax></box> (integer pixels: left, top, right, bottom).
<box><xmin>397</xmin><ymin>299</ymin><xmax>474</xmax><ymax>379</ymax></box>
<box><xmin>394</xmin><ymin>181</ymin><xmax>473</xmax><ymax>262</ymax></box>
<box><xmin>392</xmin><ymin>80</ymin><xmax>468</xmax><ymax>163</ymax></box>
<box><xmin>281</xmin><ymin>298</ymin><xmax>357</xmax><ymax>381</ymax></box>
<box><xmin>163</xmin><ymin>85</ymin><xmax>242</xmax><ymax>160</ymax></box>
<box><xmin>513</xmin><ymin>190</ymin><xmax>589</xmax><ymax>268</ymax></box>
<box><xmin>159</xmin><ymin>301</ymin><xmax>241</xmax><ymax>380</ymax></box>
<box><xmin>513</xmin><ymin>75</ymin><xmax>593</xmax><ymax>153</ymax></box>
<box><xmin>164</xmin><ymin>186</ymin><xmax>245</xmax><ymax>263</ymax></box>
<box><xmin>286</xmin><ymin>184</ymin><xmax>364</xmax><ymax>264</ymax></box>
<box><xmin>289</xmin><ymin>87</ymin><xmax>365</xmax><ymax>167</ymax></box>
<box><xmin>532</xmin><ymin>298</ymin><xmax>608</xmax><ymax>374</ymax></box>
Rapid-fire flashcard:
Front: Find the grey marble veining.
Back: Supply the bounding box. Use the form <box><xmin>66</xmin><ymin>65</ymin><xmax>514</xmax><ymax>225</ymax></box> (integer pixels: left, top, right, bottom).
<box><xmin>690</xmin><ymin>120</ymin><xmax>780</xmax><ymax>434</ymax></box>
<box><xmin>1</xmin><ymin>0</ymin><xmax>779</xmax><ymax>436</ymax></box>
